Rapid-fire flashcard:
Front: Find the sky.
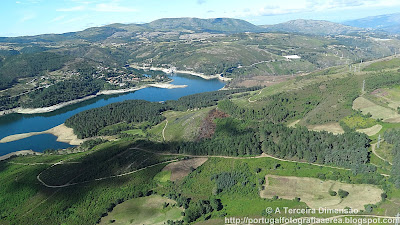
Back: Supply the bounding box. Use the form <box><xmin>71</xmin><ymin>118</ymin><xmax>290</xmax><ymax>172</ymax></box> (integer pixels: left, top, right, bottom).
<box><xmin>1</xmin><ymin>0</ymin><xmax>400</xmax><ymax>37</ymax></box>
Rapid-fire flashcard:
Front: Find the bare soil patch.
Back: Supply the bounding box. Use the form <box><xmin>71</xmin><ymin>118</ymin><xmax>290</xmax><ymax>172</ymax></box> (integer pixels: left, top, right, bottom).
<box><xmin>198</xmin><ymin>109</ymin><xmax>229</xmax><ymax>140</ymax></box>
<box><xmin>308</xmin><ymin>123</ymin><xmax>344</xmax><ymax>134</ymax></box>
<box><xmin>260</xmin><ymin>175</ymin><xmax>383</xmax><ymax>210</ymax></box>
<box><xmin>162</xmin><ymin>158</ymin><xmax>208</xmax><ymax>181</ymax></box>
<box><xmin>288</xmin><ymin>119</ymin><xmax>300</xmax><ymax>128</ymax></box>
<box><xmin>356</xmin><ymin>124</ymin><xmax>383</xmax><ymax>136</ymax></box>
<box><xmin>0</xmin><ymin>124</ymin><xmax>83</xmax><ymax>145</ymax></box>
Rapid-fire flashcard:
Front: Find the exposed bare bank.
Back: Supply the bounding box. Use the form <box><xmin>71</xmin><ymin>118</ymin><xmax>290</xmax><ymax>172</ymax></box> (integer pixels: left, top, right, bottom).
<box><xmin>0</xmin><ymin>124</ymin><xmax>83</xmax><ymax>146</ymax></box>
<box><xmin>131</xmin><ymin>65</ymin><xmax>232</xmax><ymax>81</ymax></box>
<box><xmin>0</xmin><ymin>82</ymin><xmax>187</xmax><ymax>117</ymax></box>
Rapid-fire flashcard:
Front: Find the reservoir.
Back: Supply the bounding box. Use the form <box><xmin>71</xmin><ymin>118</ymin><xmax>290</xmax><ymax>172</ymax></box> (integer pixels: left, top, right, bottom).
<box><xmin>0</xmin><ymin>73</ymin><xmax>225</xmax><ymax>156</ymax></box>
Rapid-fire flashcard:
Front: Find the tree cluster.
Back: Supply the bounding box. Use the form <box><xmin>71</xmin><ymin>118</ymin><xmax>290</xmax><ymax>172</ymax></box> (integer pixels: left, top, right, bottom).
<box><xmin>171</xmin><ymin>118</ymin><xmax>260</xmax><ymax>156</ymax></box>
<box><xmin>184</xmin><ymin>199</ymin><xmax>222</xmax><ymax>223</ymax></box>
<box><xmin>23</xmin><ymin>77</ymin><xmax>104</xmax><ymax>108</ymax></box>
<box><xmin>260</xmin><ymin>123</ymin><xmax>371</xmax><ymax>170</ymax></box>
<box><xmin>66</xmin><ymin>100</ymin><xmax>168</xmax><ymax>138</ymax></box>
<box><xmin>384</xmin><ymin>129</ymin><xmax>400</xmax><ymax>188</ymax></box>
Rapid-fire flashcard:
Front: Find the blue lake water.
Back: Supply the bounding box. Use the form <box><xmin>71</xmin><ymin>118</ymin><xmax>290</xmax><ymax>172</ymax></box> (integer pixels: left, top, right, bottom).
<box><xmin>0</xmin><ymin>73</ymin><xmax>225</xmax><ymax>155</ymax></box>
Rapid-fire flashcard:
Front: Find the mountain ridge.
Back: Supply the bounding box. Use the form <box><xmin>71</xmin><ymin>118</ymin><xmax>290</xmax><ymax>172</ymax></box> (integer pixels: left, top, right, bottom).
<box><xmin>343</xmin><ymin>13</ymin><xmax>400</xmax><ymax>34</ymax></box>
<box><xmin>0</xmin><ymin>17</ymin><xmax>370</xmax><ymax>41</ymax></box>
<box><xmin>262</xmin><ymin>19</ymin><xmax>364</xmax><ymax>35</ymax></box>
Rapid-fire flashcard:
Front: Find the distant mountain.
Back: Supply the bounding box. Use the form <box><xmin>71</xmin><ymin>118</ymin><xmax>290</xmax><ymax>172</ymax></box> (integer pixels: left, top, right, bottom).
<box><xmin>262</xmin><ymin>19</ymin><xmax>363</xmax><ymax>35</ymax></box>
<box><xmin>0</xmin><ymin>17</ymin><xmax>266</xmax><ymax>43</ymax></box>
<box><xmin>343</xmin><ymin>13</ymin><xmax>400</xmax><ymax>34</ymax></box>
<box><xmin>142</xmin><ymin>17</ymin><xmax>265</xmax><ymax>33</ymax></box>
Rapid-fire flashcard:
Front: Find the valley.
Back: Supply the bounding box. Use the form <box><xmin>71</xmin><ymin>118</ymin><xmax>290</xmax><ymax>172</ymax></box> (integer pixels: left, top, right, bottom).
<box><xmin>2</xmin><ymin>14</ymin><xmax>400</xmax><ymax>225</ymax></box>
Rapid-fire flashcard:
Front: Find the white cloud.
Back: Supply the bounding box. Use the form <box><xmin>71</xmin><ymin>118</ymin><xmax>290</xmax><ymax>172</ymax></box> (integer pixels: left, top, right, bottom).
<box><xmin>56</xmin><ymin>1</ymin><xmax>136</xmax><ymax>13</ymax></box>
<box><xmin>56</xmin><ymin>5</ymin><xmax>86</xmax><ymax>12</ymax></box>
<box><xmin>20</xmin><ymin>12</ymin><xmax>36</xmax><ymax>22</ymax></box>
<box><xmin>60</xmin><ymin>15</ymin><xmax>90</xmax><ymax>24</ymax></box>
<box><xmin>49</xmin><ymin>15</ymin><xmax>66</xmax><ymax>23</ymax></box>
<box><xmin>258</xmin><ymin>5</ymin><xmax>307</xmax><ymax>16</ymax></box>
<box><xmin>231</xmin><ymin>0</ymin><xmax>400</xmax><ymax>17</ymax></box>
<box><xmin>236</xmin><ymin>0</ymin><xmax>400</xmax><ymax>17</ymax></box>
<box><xmin>94</xmin><ymin>3</ymin><xmax>137</xmax><ymax>12</ymax></box>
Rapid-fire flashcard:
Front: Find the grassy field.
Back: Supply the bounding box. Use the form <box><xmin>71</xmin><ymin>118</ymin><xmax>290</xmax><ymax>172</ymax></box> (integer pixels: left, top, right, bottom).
<box><xmin>370</xmin><ymin>153</ymin><xmax>392</xmax><ymax>176</ymax></box>
<box><xmin>260</xmin><ymin>175</ymin><xmax>383</xmax><ymax>210</ymax></box>
<box><xmin>370</xmin><ymin>122</ymin><xmax>400</xmax><ymax>142</ymax></box>
<box><xmin>122</xmin><ymin>128</ymin><xmax>146</xmax><ymax>137</ymax></box>
<box><xmin>375</xmin><ymin>188</ymin><xmax>400</xmax><ymax>217</ymax></box>
<box><xmin>356</xmin><ymin>124</ymin><xmax>382</xmax><ymax>136</ymax></box>
<box><xmin>164</xmin><ymin>108</ymin><xmax>212</xmax><ymax>141</ymax></box>
<box><xmin>163</xmin><ymin>156</ymin><xmax>385</xmax><ymax>221</ymax></box>
<box><xmin>364</xmin><ymin>86</ymin><xmax>400</xmax><ymax>111</ymax></box>
<box><xmin>307</xmin><ymin>123</ymin><xmax>344</xmax><ymax>134</ymax></box>
<box><xmin>99</xmin><ymin>195</ymin><xmax>183</xmax><ymax>225</ymax></box>
<box><xmin>341</xmin><ymin>113</ymin><xmax>378</xmax><ymax>130</ymax></box>
<box><xmin>374</xmin><ymin>142</ymin><xmax>394</xmax><ymax>164</ymax></box>
<box><xmin>148</xmin><ymin>108</ymin><xmax>212</xmax><ymax>142</ymax></box>
<box><xmin>243</xmin><ymin>66</ymin><xmax>350</xmax><ymax>104</ymax></box>
<box><xmin>147</xmin><ymin>119</ymin><xmax>166</xmax><ymax>142</ymax></box>
<box><xmin>363</xmin><ymin>58</ymin><xmax>400</xmax><ymax>71</ymax></box>
<box><xmin>154</xmin><ymin>170</ymin><xmax>172</xmax><ymax>183</ymax></box>
<box><xmin>353</xmin><ymin>96</ymin><xmax>400</xmax><ymax>122</ymax></box>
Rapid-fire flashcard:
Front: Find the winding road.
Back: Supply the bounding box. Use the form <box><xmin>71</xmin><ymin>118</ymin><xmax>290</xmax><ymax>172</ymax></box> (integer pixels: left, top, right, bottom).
<box><xmin>162</xmin><ymin>120</ymin><xmax>168</xmax><ymax>141</ymax></box>
<box><xmin>36</xmin><ymin>159</ymin><xmax>179</xmax><ymax>188</ymax></box>
<box><xmin>248</xmin><ymin>89</ymin><xmax>263</xmax><ymax>103</ymax></box>
<box><xmin>22</xmin><ymin>144</ymin><xmax>391</xmax><ymax>189</ymax></box>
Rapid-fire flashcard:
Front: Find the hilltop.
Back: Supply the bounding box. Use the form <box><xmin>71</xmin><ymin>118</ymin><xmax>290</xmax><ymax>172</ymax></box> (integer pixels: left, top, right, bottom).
<box><xmin>143</xmin><ymin>17</ymin><xmax>264</xmax><ymax>33</ymax></box>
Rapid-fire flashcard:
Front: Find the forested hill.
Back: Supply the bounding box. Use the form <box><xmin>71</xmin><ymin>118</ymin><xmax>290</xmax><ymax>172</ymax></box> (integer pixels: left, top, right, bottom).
<box><xmin>65</xmin><ymin>86</ymin><xmax>373</xmax><ymax>174</ymax></box>
<box><xmin>65</xmin><ymin>87</ymin><xmax>259</xmax><ymax>138</ymax></box>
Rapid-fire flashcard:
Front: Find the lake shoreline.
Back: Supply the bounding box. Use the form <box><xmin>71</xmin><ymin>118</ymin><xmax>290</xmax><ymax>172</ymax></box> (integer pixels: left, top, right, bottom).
<box><xmin>130</xmin><ymin>65</ymin><xmax>233</xmax><ymax>81</ymax></box>
<box><xmin>0</xmin><ymin>73</ymin><xmax>225</xmax><ymax>158</ymax></box>
<box><xmin>0</xmin><ymin>82</ymin><xmax>187</xmax><ymax>117</ymax></box>
<box><xmin>0</xmin><ymin>124</ymin><xmax>84</xmax><ymax>161</ymax></box>
<box><xmin>0</xmin><ymin>124</ymin><xmax>83</xmax><ymax>145</ymax></box>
